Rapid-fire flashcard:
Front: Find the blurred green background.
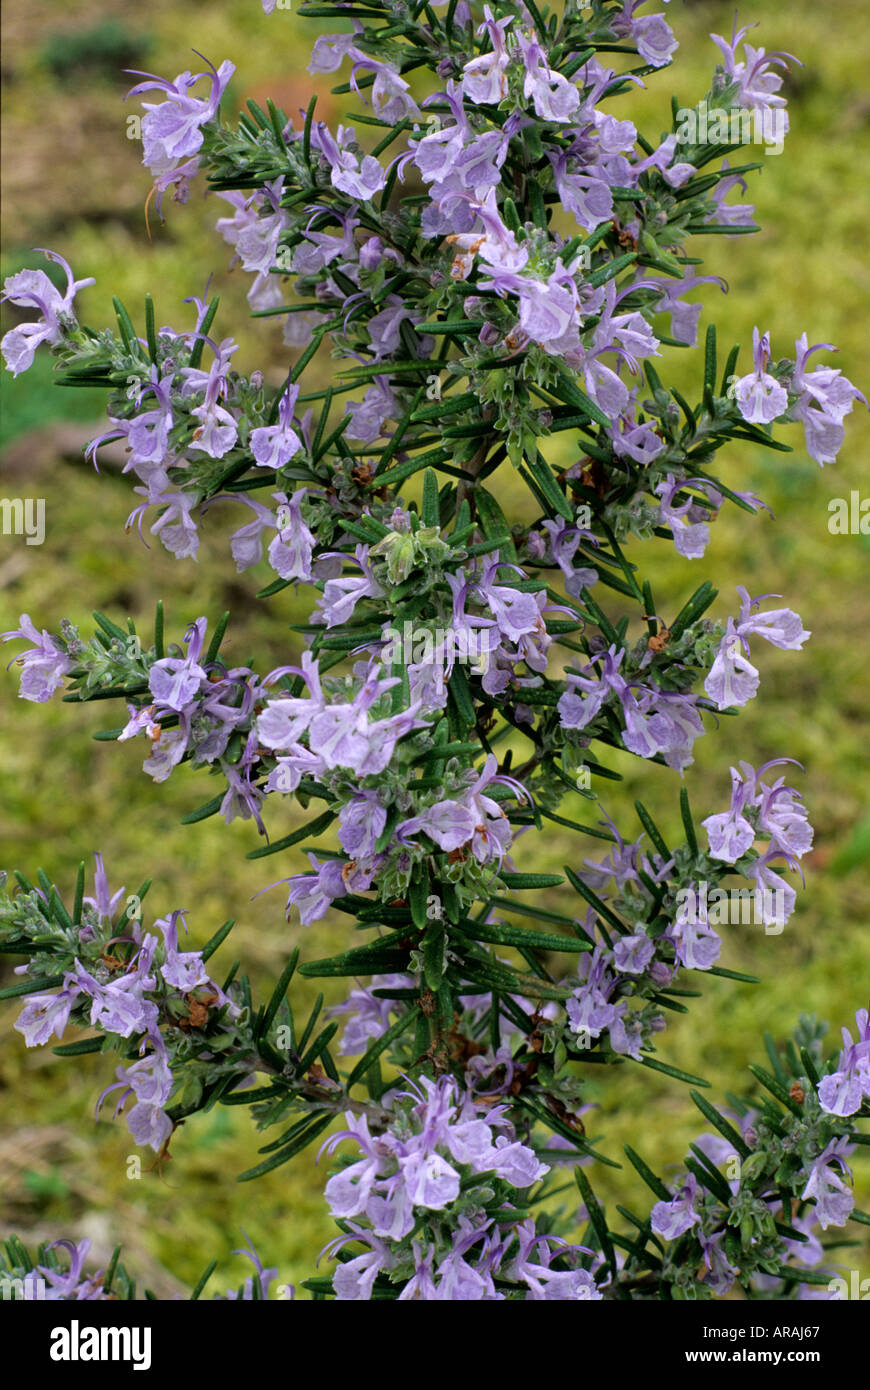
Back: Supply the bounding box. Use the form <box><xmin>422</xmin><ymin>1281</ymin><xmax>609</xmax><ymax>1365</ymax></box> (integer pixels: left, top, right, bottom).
<box><xmin>1</xmin><ymin>0</ymin><xmax>868</xmax><ymax>1297</ymax></box>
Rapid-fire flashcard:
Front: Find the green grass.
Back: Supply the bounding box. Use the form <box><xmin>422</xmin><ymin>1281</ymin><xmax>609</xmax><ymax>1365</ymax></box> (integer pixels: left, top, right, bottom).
<box><xmin>1</xmin><ymin>0</ymin><xmax>868</xmax><ymax>1295</ymax></box>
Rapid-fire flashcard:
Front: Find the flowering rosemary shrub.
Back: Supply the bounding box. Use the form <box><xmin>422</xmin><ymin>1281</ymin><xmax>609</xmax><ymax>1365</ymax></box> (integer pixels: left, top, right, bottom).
<box><xmin>1</xmin><ymin>0</ymin><xmax>868</xmax><ymax>1302</ymax></box>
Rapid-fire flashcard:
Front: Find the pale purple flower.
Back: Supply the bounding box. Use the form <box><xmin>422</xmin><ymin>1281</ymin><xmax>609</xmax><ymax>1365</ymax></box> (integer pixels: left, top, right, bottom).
<box><xmin>801</xmin><ymin>1139</ymin><xmax>854</xmax><ymax>1230</ymax></box>
<box><xmin>710</xmin><ymin>20</ymin><xmax>796</xmax><ymax>116</ymax></box>
<box><xmin>2</xmin><ymin>614</ymin><xmax>73</xmax><ymax>703</ymax></box>
<box><xmin>142</xmin><ymin>726</ymin><xmax>188</xmax><ymax>782</ymax></box>
<box><xmin>315</xmin><ymin>545</ymin><xmax>384</xmax><ymax>628</ymax></box>
<box><xmin>670</xmin><ymin>888</ymin><xmax>722</xmax><ymax>971</ymax></box>
<box><xmin>707</xmin><ymin>162</ymin><xmax>756</xmax><ymax>229</ymax></box>
<box><xmin>338</xmin><ymin>793</ymin><xmax>388</xmax><ymax>858</ymax></box>
<box><xmin>83</xmin><ymin>852</ymin><xmax>127</xmax><ymax>925</ymax></box>
<box><xmin>733</xmin><ymin>327</ymin><xmax>788</xmax><ymax>424</ymax></box>
<box><xmin>541</xmin><ymin>516</ymin><xmax>599</xmax><ymax>597</ymax></box>
<box><xmin>368</xmin><ymin>63</ymin><xmax>421</xmax><ymax>123</ymax></box>
<box><xmin>269</xmin><ymin>491</ymin><xmax>316</xmax><ymax>583</ymax></box>
<box><xmin>651</xmin><ymin>1173</ymin><xmax>701</xmax><ymax>1239</ymax></box>
<box><xmin>15</xmin><ymin>986</ymin><xmax>80</xmax><ymax>1047</ymax></box>
<box><xmin>789</xmin><ymin>333</ymin><xmax>867</xmax><ymax>466</ymax></box>
<box><xmin>473</xmin><ymin>554</ymin><xmax>543</xmax><ymax>644</ymax></box>
<box><xmin>631</xmin><ymin>13</ymin><xmax>678</xmax><ymax>68</ymax></box>
<box><xmin>257</xmin><ymin>653</ymin><xmax>326</xmax><ymax>748</ymax></box>
<box><xmin>397</xmin><ymin>755</ymin><xmax>522</xmax><ymax>865</ymax></box>
<box><xmin>490</xmin><ymin>1137</ymin><xmax>549</xmax><ymax>1187</ymax></box>
<box><xmin>517</xmin><ymin>31</ymin><xmax>580</xmax><ymax>122</ymax></box>
<box><xmin>610</xmin><ymin>411</ymin><xmax>664</xmax><ymax>465</ymax></box>
<box><xmin>567</xmin><ymin>947</ymin><xmax>621</xmax><ymax>1038</ymax></box>
<box><xmin>817</xmin><ymin>1006</ymin><xmax>870</xmax><ymax>1118</ymax></box>
<box><xmin>558</xmin><ymin>647</ymin><xmax>620</xmax><ymax>731</ymax></box>
<box><xmin>649</xmin><ymin>270</ymin><xmax>727</xmax><ymax>348</ymax></box>
<box><xmin>251</xmin><ymin>386</ymin><xmax>303</xmax><ymax>469</ymax></box>
<box><xmin>189</xmin><ymin>368</ymin><xmax>238</xmax><ymax>459</ymax></box>
<box><xmin>743</xmin><ymin>851</ymin><xmax>797</xmax><ymax>929</ymax></box>
<box><xmin>1</xmin><ymin>249</ymin><xmax>95</xmax><ymax>375</ymax></box>
<box><xmin>126</xmin><ymin>58</ymin><xmax>235</xmax><ymax>177</ymax></box>
<box><xmin>128</xmin><ymin>486</ymin><xmax>201</xmax><ymax>560</ymax></box>
<box><xmin>403</xmin><ymin>1151</ymin><xmax>461</xmax><ymax>1209</ymax></box>
<box><xmin>735</xmin><ymin>586</ymin><xmax>809</xmax><ymax>650</ymax></box>
<box><xmin>613</xmin><ymin>4</ymin><xmax>678</xmax><ymax>68</ymax></box>
<box><xmin>263</xmin><ymin>743</ymin><xmax>326</xmax><ymax>794</ymax></box>
<box><xmin>461</xmin><ymin>7</ymin><xmax>513</xmax><ymax>105</ymax></box>
<box><xmin>698</xmin><ymin>1232</ymin><xmax>738</xmax><ymax>1295</ymax></box>
<box><xmin>308</xmin><ymin>27</ymin><xmax>365</xmax><ymax>75</ymax></box>
<box><xmin>704</xmin><ymin>617</ymin><xmax>759</xmax><ymax>710</ymax></box>
<box><xmin>67</xmin><ymin>953</ymin><xmax>160</xmax><ymax>1039</ymax></box>
<box><xmin>332</xmin><ymin>1238</ymin><xmax>393</xmax><ymax>1301</ymax></box>
<box><xmin>149</xmin><ymin>617</ymin><xmax>208</xmax><ymax>711</ymax></box>
<box><xmin>37</xmin><ymin>1240</ymin><xmax>111</xmax><ymax>1301</ymax></box>
<box><xmin>703</xmin><ymin>809</ymin><xmax>755</xmax><ymax>864</ymax></box>
<box><xmin>328</xmin><ymin>974</ymin><xmax>412</xmax><ymax>1056</ymax></box>
<box><xmin>508</xmin><ymin>1221</ymin><xmax>600</xmax><ymax>1301</ymax></box>
<box><xmin>705</xmin><ymin>589</ymin><xmax>808</xmax><ymax>711</ymax></box>
<box><xmin>156</xmin><ymin>910</ymin><xmax>211</xmax><ymax>992</ymax></box>
<box><xmin>549</xmin><ymin>156</ymin><xmax>614</xmax><ymax>234</ymax></box>
<box><xmin>655</xmin><ymin>475</ymin><xmax>720</xmax><ymax>559</ymax></box>
<box><xmin>311</xmin><ymin>123</ymin><xmax>386</xmax><ymax>201</ymax></box>
<box><xmin>344</xmin><ymin>377</ymin><xmax>398</xmax><ymax>443</ymax></box>
<box><xmin>612</xmin><ymin>932</ymin><xmax>655</xmax><ymax>975</ymax></box>
<box><xmin>101</xmin><ymin>367</ymin><xmax>175</xmax><ymax>469</ymax></box>
<box><xmin>283</xmin><ymin>853</ymin><xmax>349</xmax><ymax>925</ymax></box>
<box><xmin>98</xmin><ymin>1035</ymin><xmax>175</xmax><ymax>1152</ymax></box>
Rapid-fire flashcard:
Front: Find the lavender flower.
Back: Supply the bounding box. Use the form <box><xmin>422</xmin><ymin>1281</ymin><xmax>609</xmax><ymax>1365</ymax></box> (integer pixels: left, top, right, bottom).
<box><xmin>126</xmin><ymin>58</ymin><xmax>235</xmax><ymax>179</ymax></box>
<box><xmin>817</xmin><ymin>1005</ymin><xmax>870</xmax><ymax>1117</ymax></box>
<box><xmin>800</xmin><ymin>1139</ymin><xmax>855</xmax><ymax>1230</ymax></box>
<box><xmin>733</xmin><ymin>327</ymin><xmax>788</xmax><ymax>423</ymax></box>
<box><xmin>650</xmin><ymin>1173</ymin><xmax>702</xmax><ymax>1239</ymax></box>
<box><xmin>2</xmin><ymin>614</ymin><xmax>73</xmax><ymax>703</ymax></box>
<box><xmin>704</xmin><ymin>587</ymin><xmax>809</xmax><ymax>710</ymax></box>
<box><xmin>149</xmin><ymin>617</ymin><xmax>209</xmax><ymax>711</ymax></box>
<box><xmin>1</xmin><ymin>249</ymin><xmax>94</xmax><ymax>375</ymax></box>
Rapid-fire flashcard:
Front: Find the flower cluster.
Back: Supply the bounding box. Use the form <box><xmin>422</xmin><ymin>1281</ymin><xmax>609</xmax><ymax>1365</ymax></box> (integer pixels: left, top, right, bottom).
<box><xmin>3</xmin><ymin>856</ymin><xmax>242</xmax><ymax>1153</ymax></box>
<box><xmin>322</xmin><ymin>1074</ymin><xmax>599</xmax><ymax>1300</ymax></box>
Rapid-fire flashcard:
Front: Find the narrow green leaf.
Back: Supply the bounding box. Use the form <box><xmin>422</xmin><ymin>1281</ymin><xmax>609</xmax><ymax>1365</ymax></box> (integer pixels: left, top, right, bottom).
<box><xmin>180</xmin><ymin>793</ymin><xmax>225</xmax><ymax>825</ymax></box>
<box><xmin>247</xmin><ymin>810</ymin><xmax>335</xmax><ymax>859</ymax></box>
<box><xmin>205</xmin><ymin>611</ymin><xmax>229</xmax><ymax>665</ymax></box>
<box><xmin>703</xmin><ymin>323</ymin><xmax>717</xmax><ymax>410</ymax></box>
<box><xmin>575</xmin><ymin>1166</ymin><xmax>616</xmax><ymax>1273</ymax></box>
<box><xmin>689</xmin><ymin>1089</ymin><xmax>751</xmax><ymax>1158</ymax></box>
<box><xmin>474</xmin><ymin>487</ymin><xmax>517</xmax><ymax>562</ymax></box>
<box><xmin>72</xmin><ymin>861</ymin><xmax>85</xmax><ymax>924</ymax></box>
<box><xmin>634</xmin><ymin>801</ymin><xmax>670</xmax><ymax>859</ymax></box>
<box><xmin>144</xmin><ymin>294</ymin><xmax>158</xmax><ymax>363</ymax></box>
<box><xmin>346</xmin><ymin>1004</ymin><xmax>421</xmax><ymax>1088</ymax></box>
<box><xmin>421</xmin><ymin>468</ymin><xmax>440</xmax><ymax>527</ymax></box>
<box><xmin>637</xmin><ymin>1054</ymin><xmax>710</xmax><ymax>1087</ymax></box>
<box><xmin>624</xmin><ymin>1145</ymin><xmax>672</xmax><ymax>1200</ymax></box>
<box><xmin>237</xmin><ymin>1113</ymin><xmax>333</xmax><ymax>1181</ymax></box>
<box><xmin>52</xmin><ymin>1036</ymin><xmax>104</xmax><ymax>1057</ymax></box>
<box><xmin>563</xmin><ymin>865</ymin><xmax>626</xmax><ymax>932</ymax></box>
<box><xmin>499</xmin><ymin>871</ymin><xmax>564</xmax><ymax>889</ymax></box>
<box><xmin>0</xmin><ymin>974</ymin><xmax>65</xmax><ymax>1000</ymax></box>
<box><xmin>748</xmin><ymin>1063</ymin><xmax>804</xmax><ymax>1116</ymax></box>
<box><xmin>189</xmin><ymin>297</ymin><xmax>219</xmax><ymax>371</ymax></box>
<box><xmin>679</xmin><ymin>787</ymin><xmax>698</xmax><ymax>856</ymax></box>
<box><xmin>189</xmin><ymin>1260</ymin><xmax>217</xmax><ymax>1300</ymax></box>
<box><xmin>260</xmin><ymin>949</ymin><xmax>300</xmax><ymax>1038</ymax></box>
